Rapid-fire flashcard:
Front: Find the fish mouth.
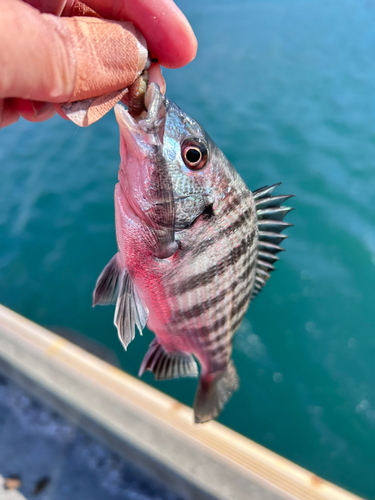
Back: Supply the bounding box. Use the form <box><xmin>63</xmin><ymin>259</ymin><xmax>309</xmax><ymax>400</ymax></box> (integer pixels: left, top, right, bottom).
<box><xmin>114</xmin><ymin>82</ymin><xmax>166</xmax><ymax>151</ymax></box>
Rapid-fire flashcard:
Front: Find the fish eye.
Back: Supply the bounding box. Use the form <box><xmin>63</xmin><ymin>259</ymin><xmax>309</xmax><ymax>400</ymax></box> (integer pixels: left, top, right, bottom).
<box><xmin>181</xmin><ymin>139</ymin><xmax>208</xmax><ymax>170</ymax></box>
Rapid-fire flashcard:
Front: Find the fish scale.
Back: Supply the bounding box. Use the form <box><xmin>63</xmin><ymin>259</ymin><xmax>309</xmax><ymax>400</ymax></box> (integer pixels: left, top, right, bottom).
<box><xmin>165</xmin><ymin>187</ymin><xmax>256</xmax><ymax>371</ymax></box>
<box><xmin>93</xmin><ymin>83</ymin><xmax>293</xmax><ymax>423</ymax></box>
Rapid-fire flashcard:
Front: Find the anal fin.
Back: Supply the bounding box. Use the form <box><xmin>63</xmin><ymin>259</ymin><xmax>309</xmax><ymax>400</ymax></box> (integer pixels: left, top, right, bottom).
<box><xmin>139</xmin><ymin>338</ymin><xmax>198</xmax><ymax>380</ymax></box>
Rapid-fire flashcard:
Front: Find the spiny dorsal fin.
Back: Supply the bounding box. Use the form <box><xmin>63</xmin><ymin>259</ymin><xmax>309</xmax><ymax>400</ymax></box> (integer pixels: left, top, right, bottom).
<box><xmin>93</xmin><ymin>253</ymin><xmax>122</xmax><ymax>306</ymax></box>
<box><xmin>139</xmin><ymin>338</ymin><xmax>198</xmax><ymax>380</ymax></box>
<box><xmin>114</xmin><ymin>271</ymin><xmax>149</xmax><ymax>350</ymax></box>
<box><xmin>251</xmin><ymin>183</ymin><xmax>294</xmax><ymax>300</ymax></box>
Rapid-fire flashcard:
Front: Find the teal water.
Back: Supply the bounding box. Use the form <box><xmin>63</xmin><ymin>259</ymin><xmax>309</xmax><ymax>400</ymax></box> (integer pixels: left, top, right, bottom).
<box><xmin>1</xmin><ymin>0</ymin><xmax>375</xmax><ymax>497</ymax></box>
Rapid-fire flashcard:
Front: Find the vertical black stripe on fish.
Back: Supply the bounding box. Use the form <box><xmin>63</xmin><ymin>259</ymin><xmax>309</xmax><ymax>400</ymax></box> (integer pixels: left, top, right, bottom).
<box><xmin>190</xmin><ymin>232</ymin><xmax>220</xmax><ymax>258</ymax></box>
<box><xmin>222</xmin><ymin>217</ymin><xmax>256</xmax><ymax>295</ymax></box>
<box><xmin>186</xmin><ymin>255</ymin><xmax>254</xmax><ymax>320</ymax></box>
<box><xmin>186</xmin><ymin>315</ymin><xmax>228</xmax><ymax>340</ymax></box>
<box><xmin>221</xmin><ymin>276</ymin><xmax>253</xmax><ymax>346</ymax></box>
<box><xmin>171</xmin><ymin>232</ymin><xmax>254</xmax><ymax>296</ymax></box>
<box><xmin>203</xmin><ymin>281</ymin><xmax>252</xmax><ymax>355</ymax></box>
<box><xmin>220</xmin><ymin>190</ymin><xmax>251</xmax><ymax>218</ymax></box>
<box><xmin>172</xmin><ymin>259</ymin><xmax>256</xmax><ymax>323</ymax></box>
<box><xmin>206</xmin><ymin>341</ymin><xmax>231</xmax><ymax>363</ymax></box>
<box><xmin>193</xmin><ymin>321</ymin><xmax>230</xmax><ymax>370</ymax></box>
<box><xmin>231</xmin><ymin>315</ymin><xmax>246</xmax><ymax>334</ymax></box>
<box><xmin>204</xmin><ymin>325</ymin><xmax>230</xmax><ymax>350</ymax></box>
<box><xmin>190</xmin><ymin>205</ymin><xmax>253</xmax><ymax>258</ymax></box>
<box><xmin>205</xmin><ymin>338</ymin><xmax>232</xmax><ymax>373</ymax></box>
<box><xmin>225</xmin><ymin>242</ymin><xmax>257</xmax><ymax>289</ymax></box>
<box><xmin>230</xmin><ymin>293</ymin><xmax>251</xmax><ymax>321</ymax></box>
<box><xmin>222</xmin><ymin>208</ymin><xmax>253</xmax><ymax>237</ymax></box>
<box><xmin>225</xmin><ymin>244</ymin><xmax>256</xmax><ymax>301</ymax></box>
<box><xmin>171</xmin><ymin>289</ymin><xmax>228</xmax><ymax>322</ymax></box>
<box><xmin>171</xmin><ymin>245</ymin><xmax>256</xmax><ymax>352</ymax></box>
<box><xmin>205</xmin><ymin>335</ymin><xmax>231</xmax><ymax>369</ymax></box>
<box><xmin>170</xmin><ymin>238</ymin><xmax>248</xmax><ymax>295</ymax></box>
<box><xmin>232</xmin><ymin>263</ymin><xmax>254</xmax><ymax>289</ymax></box>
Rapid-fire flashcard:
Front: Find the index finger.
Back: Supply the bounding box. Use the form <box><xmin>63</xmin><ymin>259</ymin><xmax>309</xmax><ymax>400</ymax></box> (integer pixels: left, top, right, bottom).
<box><xmin>73</xmin><ymin>0</ymin><xmax>197</xmax><ymax>69</ymax></box>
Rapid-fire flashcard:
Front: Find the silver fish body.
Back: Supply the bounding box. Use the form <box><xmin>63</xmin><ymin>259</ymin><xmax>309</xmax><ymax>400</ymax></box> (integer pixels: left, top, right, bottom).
<box><xmin>93</xmin><ymin>84</ymin><xmax>293</xmax><ymax>423</ymax></box>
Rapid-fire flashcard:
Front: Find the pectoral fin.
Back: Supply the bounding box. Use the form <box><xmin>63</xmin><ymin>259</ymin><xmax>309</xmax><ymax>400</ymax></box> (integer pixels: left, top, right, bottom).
<box><xmin>93</xmin><ymin>253</ymin><xmax>122</xmax><ymax>306</ymax></box>
<box><xmin>93</xmin><ymin>254</ymin><xmax>148</xmax><ymax>349</ymax></box>
<box><xmin>139</xmin><ymin>338</ymin><xmax>198</xmax><ymax>380</ymax></box>
<box><xmin>115</xmin><ymin>271</ymin><xmax>149</xmax><ymax>350</ymax></box>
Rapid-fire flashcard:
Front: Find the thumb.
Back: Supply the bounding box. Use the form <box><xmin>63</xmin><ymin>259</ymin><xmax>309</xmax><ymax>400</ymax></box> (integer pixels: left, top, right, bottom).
<box><xmin>0</xmin><ymin>0</ymin><xmax>147</xmax><ymax>103</ymax></box>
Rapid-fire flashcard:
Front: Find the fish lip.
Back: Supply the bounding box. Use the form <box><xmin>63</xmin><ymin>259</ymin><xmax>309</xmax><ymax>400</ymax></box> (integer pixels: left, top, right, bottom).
<box><xmin>114</xmin><ymin>103</ymin><xmax>138</xmax><ymax>136</ymax></box>
<box><xmin>114</xmin><ymin>82</ymin><xmax>165</xmax><ymax>144</ymax></box>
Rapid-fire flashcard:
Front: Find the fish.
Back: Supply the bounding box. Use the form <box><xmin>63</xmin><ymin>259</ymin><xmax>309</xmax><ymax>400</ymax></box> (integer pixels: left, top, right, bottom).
<box><xmin>93</xmin><ymin>82</ymin><xmax>293</xmax><ymax>423</ymax></box>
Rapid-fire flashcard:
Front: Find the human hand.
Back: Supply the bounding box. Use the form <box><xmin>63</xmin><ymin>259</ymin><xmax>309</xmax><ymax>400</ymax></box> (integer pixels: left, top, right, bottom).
<box><xmin>0</xmin><ymin>0</ymin><xmax>197</xmax><ymax>128</ymax></box>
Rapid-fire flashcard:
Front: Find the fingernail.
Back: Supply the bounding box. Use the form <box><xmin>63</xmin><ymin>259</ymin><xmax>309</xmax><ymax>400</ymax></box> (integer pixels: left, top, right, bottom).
<box><xmin>63</xmin><ymin>1</ymin><xmax>101</xmax><ymax>17</ymax></box>
<box><xmin>148</xmin><ymin>63</ymin><xmax>166</xmax><ymax>95</ymax></box>
<box><xmin>62</xmin><ymin>18</ymin><xmax>148</xmax><ymax>102</ymax></box>
<box><xmin>31</xmin><ymin>100</ymin><xmax>52</xmax><ymax>117</ymax></box>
